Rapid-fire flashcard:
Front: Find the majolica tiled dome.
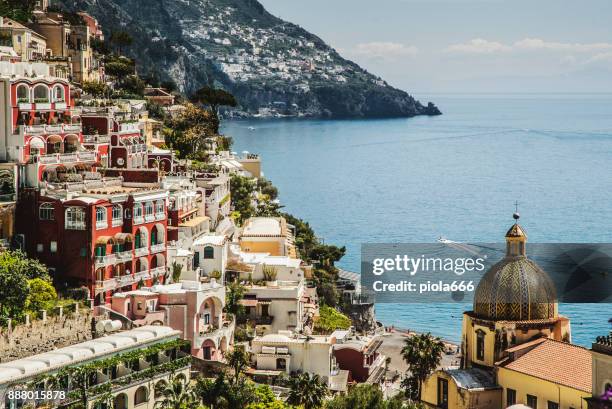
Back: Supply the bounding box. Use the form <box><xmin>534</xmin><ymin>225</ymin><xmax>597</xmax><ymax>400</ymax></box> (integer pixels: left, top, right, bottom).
<box><xmin>473</xmin><ymin>214</ymin><xmax>558</xmax><ymax>321</ymax></box>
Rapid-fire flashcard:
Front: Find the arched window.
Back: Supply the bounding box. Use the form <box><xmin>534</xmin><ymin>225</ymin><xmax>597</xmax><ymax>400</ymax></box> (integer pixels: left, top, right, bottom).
<box><xmin>154</xmin><ymin>380</ymin><xmax>167</xmax><ymax>399</ymax></box>
<box><xmin>203</xmin><ymin>246</ymin><xmax>214</xmax><ymax>259</ymax></box>
<box><xmin>155</xmin><ymin>200</ymin><xmax>164</xmax><ymax>215</ymax></box>
<box><xmin>53</xmin><ymin>85</ymin><xmax>65</xmax><ymax>102</ymax></box>
<box><xmin>476</xmin><ymin>329</ymin><xmax>485</xmax><ymax>361</ymax></box>
<box><xmin>65</xmin><ymin>207</ymin><xmax>85</xmax><ymax>230</ymax></box>
<box><xmin>39</xmin><ymin>203</ymin><xmax>55</xmax><ymax>220</ymax></box>
<box><xmin>144</xmin><ymin>201</ymin><xmax>154</xmax><ymax>216</ymax></box>
<box><xmin>133</xmin><ymin>203</ymin><xmax>143</xmax><ymax>223</ymax></box>
<box><xmin>95</xmin><ymin>207</ymin><xmax>107</xmax><ymax>229</ymax></box>
<box><xmin>112</xmin><ymin>204</ymin><xmax>122</xmax><ymax>226</ymax></box>
<box><xmin>33</xmin><ymin>84</ymin><xmax>49</xmax><ymax>103</ymax></box>
<box><xmin>16</xmin><ymin>84</ymin><xmax>29</xmax><ymax>102</ymax></box>
<box><xmin>134</xmin><ymin>385</ymin><xmax>148</xmax><ymax>405</ymax></box>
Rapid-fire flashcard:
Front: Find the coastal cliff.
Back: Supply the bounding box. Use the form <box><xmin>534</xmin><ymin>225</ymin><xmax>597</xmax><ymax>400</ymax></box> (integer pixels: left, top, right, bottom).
<box><xmin>57</xmin><ymin>0</ymin><xmax>441</xmax><ymax>119</ymax></box>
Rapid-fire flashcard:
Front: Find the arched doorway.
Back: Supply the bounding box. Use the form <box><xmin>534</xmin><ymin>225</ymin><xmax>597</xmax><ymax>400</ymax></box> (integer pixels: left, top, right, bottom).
<box><xmin>113</xmin><ymin>393</ymin><xmax>128</xmax><ymax>409</ymax></box>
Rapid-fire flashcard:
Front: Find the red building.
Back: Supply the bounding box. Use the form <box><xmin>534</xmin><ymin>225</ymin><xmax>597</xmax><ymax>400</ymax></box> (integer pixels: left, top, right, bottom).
<box><xmin>81</xmin><ymin>108</ymin><xmax>147</xmax><ymax>170</ymax></box>
<box><xmin>332</xmin><ymin>331</ymin><xmax>386</xmax><ymax>383</ymax></box>
<box><xmin>0</xmin><ymin>66</ymin><xmax>96</xmax><ymax>186</ymax></box>
<box><xmin>15</xmin><ymin>180</ymin><xmax>169</xmax><ymax>304</ymax></box>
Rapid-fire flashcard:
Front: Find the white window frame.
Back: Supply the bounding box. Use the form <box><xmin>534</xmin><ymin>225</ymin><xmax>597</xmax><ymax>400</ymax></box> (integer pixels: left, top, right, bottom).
<box><xmin>112</xmin><ymin>204</ymin><xmax>123</xmax><ymax>227</ymax></box>
<box><xmin>133</xmin><ymin>203</ymin><xmax>144</xmax><ymax>224</ymax></box>
<box><xmin>39</xmin><ymin>203</ymin><xmax>55</xmax><ymax>220</ymax></box>
<box><xmin>95</xmin><ymin>206</ymin><xmax>107</xmax><ymax>230</ymax></box>
<box><xmin>65</xmin><ymin>207</ymin><xmax>86</xmax><ymax>230</ymax></box>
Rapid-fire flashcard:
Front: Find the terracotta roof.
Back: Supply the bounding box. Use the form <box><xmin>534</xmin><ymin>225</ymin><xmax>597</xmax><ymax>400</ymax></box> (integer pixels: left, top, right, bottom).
<box><xmin>505</xmin><ymin>223</ymin><xmax>527</xmax><ymax>238</ymax></box>
<box><xmin>504</xmin><ymin>337</ymin><xmax>547</xmax><ymax>353</ymax></box>
<box><xmin>501</xmin><ymin>339</ymin><xmax>591</xmax><ymax>392</ymax></box>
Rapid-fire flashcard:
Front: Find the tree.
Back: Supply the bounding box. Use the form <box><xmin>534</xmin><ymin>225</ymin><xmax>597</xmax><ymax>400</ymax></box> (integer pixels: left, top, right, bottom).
<box><xmin>83</xmin><ymin>81</ymin><xmax>109</xmax><ymax>98</ymax></box>
<box><xmin>0</xmin><ymin>0</ymin><xmax>36</xmax><ymax>23</ymax></box>
<box><xmin>230</xmin><ymin>174</ymin><xmax>256</xmax><ymax>224</ymax></box>
<box><xmin>401</xmin><ymin>333</ymin><xmax>445</xmax><ymax>400</ymax></box>
<box><xmin>166</xmin><ymin>103</ymin><xmax>216</xmax><ymax>158</ymax></box>
<box><xmin>191</xmin><ymin>86</ymin><xmax>238</xmax><ymax>133</ymax></box>
<box><xmin>155</xmin><ymin>374</ymin><xmax>198</xmax><ymax>409</ymax></box>
<box><xmin>26</xmin><ymin>278</ymin><xmax>57</xmax><ymax>313</ymax></box>
<box><xmin>110</xmin><ymin>30</ymin><xmax>133</xmax><ymax>54</ymax></box>
<box><xmin>247</xmin><ymin>384</ymin><xmax>288</xmax><ymax>409</ymax></box>
<box><xmin>326</xmin><ymin>384</ymin><xmax>386</xmax><ymax>409</ymax></box>
<box><xmin>171</xmin><ymin>262</ymin><xmax>183</xmax><ymax>283</ymax></box>
<box><xmin>287</xmin><ymin>373</ymin><xmax>328</xmax><ymax>409</ymax></box>
<box><xmin>313</xmin><ymin>306</ymin><xmax>351</xmax><ymax>334</ymax></box>
<box><xmin>226</xmin><ymin>346</ymin><xmax>250</xmax><ymax>383</ymax></box>
<box><xmin>225</xmin><ymin>280</ymin><xmax>245</xmax><ymax>317</ymax></box>
<box><xmin>0</xmin><ymin>251</ymin><xmax>50</xmax><ymax>319</ymax></box>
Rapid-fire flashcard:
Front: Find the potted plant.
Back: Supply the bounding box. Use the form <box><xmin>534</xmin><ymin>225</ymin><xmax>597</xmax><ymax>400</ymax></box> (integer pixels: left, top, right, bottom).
<box><xmin>262</xmin><ymin>264</ymin><xmax>278</xmax><ymax>286</ymax></box>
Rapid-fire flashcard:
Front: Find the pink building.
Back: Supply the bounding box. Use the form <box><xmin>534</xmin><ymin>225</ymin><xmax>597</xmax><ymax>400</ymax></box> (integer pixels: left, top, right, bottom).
<box><xmin>110</xmin><ymin>281</ymin><xmax>235</xmax><ymax>361</ymax></box>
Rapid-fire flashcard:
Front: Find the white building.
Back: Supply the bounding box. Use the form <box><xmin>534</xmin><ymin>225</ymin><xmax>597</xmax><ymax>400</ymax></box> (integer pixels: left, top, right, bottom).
<box><xmin>0</xmin><ymin>326</ymin><xmax>189</xmax><ymax>409</ymax></box>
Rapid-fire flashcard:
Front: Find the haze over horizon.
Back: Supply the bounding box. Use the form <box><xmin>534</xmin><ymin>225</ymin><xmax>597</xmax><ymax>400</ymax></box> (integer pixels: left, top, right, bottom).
<box><xmin>258</xmin><ymin>0</ymin><xmax>612</xmax><ymax>95</ymax></box>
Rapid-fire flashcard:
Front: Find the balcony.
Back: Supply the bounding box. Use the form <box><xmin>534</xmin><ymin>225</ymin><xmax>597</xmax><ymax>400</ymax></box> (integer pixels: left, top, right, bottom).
<box><xmin>111</xmin><ymin>217</ymin><xmax>123</xmax><ymax>227</ymax></box>
<box><xmin>150</xmin><ymin>242</ymin><xmax>165</xmax><ymax>254</ymax></box>
<box><xmin>22</xmin><ymin>123</ymin><xmax>82</xmax><ymax>135</ymax></box>
<box><xmin>95</xmin><ymin>278</ymin><xmax>118</xmax><ymax>291</ymax></box>
<box><xmin>255</xmin><ymin>315</ymin><xmax>274</xmax><ymax>325</ymax></box>
<box><xmin>133</xmin><ymin>216</ymin><xmax>144</xmax><ymax>225</ymax></box>
<box><xmin>83</xmin><ymin>134</ymin><xmax>111</xmax><ymax>144</ymax></box>
<box><xmin>95</xmin><ymin>220</ymin><xmax>108</xmax><ymax>230</ymax></box>
<box><xmin>134</xmin><ymin>270</ymin><xmax>151</xmax><ymax>282</ymax></box>
<box><xmin>95</xmin><ymin>254</ymin><xmax>116</xmax><ymax>267</ymax></box>
<box><xmin>37</xmin><ymin>151</ymin><xmax>96</xmax><ymax>165</ymax></box>
<box><xmin>134</xmin><ymin>246</ymin><xmax>149</xmax><ymax>257</ymax></box>
<box><xmin>114</xmin><ymin>250</ymin><xmax>133</xmax><ymax>261</ymax></box>
<box><xmin>155</xmin><ymin>212</ymin><xmax>166</xmax><ymax>221</ymax></box>
<box><xmin>116</xmin><ymin>274</ymin><xmax>136</xmax><ymax>287</ymax></box>
<box><xmin>150</xmin><ymin>266</ymin><xmax>166</xmax><ymax>277</ymax></box>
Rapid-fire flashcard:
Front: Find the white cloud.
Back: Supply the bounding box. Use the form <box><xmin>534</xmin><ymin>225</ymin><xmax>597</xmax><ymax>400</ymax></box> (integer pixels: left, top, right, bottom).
<box><xmin>445</xmin><ymin>38</ymin><xmax>509</xmax><ymax>54</ymax></box>
<box><xmin>350</xmin><ymin>42</ymin><xmax>419</xmax><ymax>59</ymax></box>
<box><xmin>446</xmin><ymin>38</ymin><xmax>612</xmax><ymax>54</ymax></box>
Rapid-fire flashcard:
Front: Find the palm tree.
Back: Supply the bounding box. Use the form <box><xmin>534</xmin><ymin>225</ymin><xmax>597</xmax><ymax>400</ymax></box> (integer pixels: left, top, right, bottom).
<box><xmin>401</xmin><ymin>332</ymin><xmax>445</xmax><ymax>400</ymax></box>
<box><xmin>287</xmin><ymin>373</ymin><xmax>328</xmax><ymax>409</ymax></box>
<box><xmin>154</xmin><ymin>375</ymin><xmax>198</xmax><ymax>409</ymax></box>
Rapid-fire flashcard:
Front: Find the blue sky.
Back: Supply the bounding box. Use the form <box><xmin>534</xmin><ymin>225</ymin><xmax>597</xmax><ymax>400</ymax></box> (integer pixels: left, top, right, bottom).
<box><xmin>258</xmin><ymin>0</ymin><xmax>612</xmax><ymax>94</ymax></box>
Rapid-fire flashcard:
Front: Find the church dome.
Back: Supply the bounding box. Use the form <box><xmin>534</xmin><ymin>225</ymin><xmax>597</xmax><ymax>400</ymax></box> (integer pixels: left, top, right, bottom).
<box><xmin>473</xmin><ymin>214</ymin><xmax>558</xmax><ymax>321</ymax></box>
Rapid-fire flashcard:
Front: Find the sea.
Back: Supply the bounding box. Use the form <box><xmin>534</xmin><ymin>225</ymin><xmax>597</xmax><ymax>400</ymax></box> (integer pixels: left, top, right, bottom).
<box><xmin>222</xmin><ymin>93</ymin><xmax>612</xmax><ymax>347</ymax></box>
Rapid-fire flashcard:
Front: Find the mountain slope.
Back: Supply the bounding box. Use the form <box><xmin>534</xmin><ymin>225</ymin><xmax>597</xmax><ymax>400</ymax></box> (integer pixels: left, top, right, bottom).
<box><xmin>58</xmin><ymin>0</ymin><xmax>441</xmax><ymax>119</ymax></box>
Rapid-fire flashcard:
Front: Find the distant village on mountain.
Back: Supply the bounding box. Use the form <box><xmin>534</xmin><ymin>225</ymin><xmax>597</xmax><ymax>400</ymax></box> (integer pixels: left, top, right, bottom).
<box><xmin>56</xmin><ymin>0</ymin><xmax>441</xmax><ymax>119</ymax></box>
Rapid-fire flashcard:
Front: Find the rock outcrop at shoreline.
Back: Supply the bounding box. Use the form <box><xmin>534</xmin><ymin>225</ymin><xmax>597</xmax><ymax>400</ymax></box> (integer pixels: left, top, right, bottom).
<box><xmin>56</xmin><ymin>0</ymin><xmax>441</xmax><ymax>119</ymax></box>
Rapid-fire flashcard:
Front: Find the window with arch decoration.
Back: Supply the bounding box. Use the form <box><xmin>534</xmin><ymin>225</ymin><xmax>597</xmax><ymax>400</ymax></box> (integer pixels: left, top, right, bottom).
<box><xmin>95</xmin><ymin>207</ymin><xmax>107</xmax><ymax>229</ymax></box>
<box><xmin>145</xmin><ymin>201</ymin><xmax>154</xmax><ymax>216</ymax></box>
<box><xmin>39</xmin><ymin>203</ymin><xmax>55</xmax><ymax>220</ymax></box>
<box><xmin>33</xmin><ymin>84</ymin><xmax>49</xmax><ymax>103</ymax></box>
<box><xmin>53</xmin><ymin>85</ymin><xmax>65</xmax><ymax>102</ymax></box>
<box><xmin>16</xmin><ymin>84</ymin><xmax>29</xmax><ymax>103</ymax></box>
<box><xmin>112</xmin><ymin>204</ymin><xmax>122</xmax><ymax>224</ymax></box>
<box><xmin>134</xmin><ymin>386</ymin><xmax>148</xmax><ymax>405</ymax></box>
<box><xmin>203</xmin><ymin>246</ymin><xmax>214</xmax><ymax>259</ymax></box>
<box><xmin>65</xmin><ymin>207</ymin><xmax>85</xmax><ymax>230</ymax></box>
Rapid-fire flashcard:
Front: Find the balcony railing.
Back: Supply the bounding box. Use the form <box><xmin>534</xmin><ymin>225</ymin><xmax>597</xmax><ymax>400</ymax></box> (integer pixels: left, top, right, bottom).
<box><xmin>95</xmin><ymin>254</ymin><xmax>116</xmax><ymax>267</ymax></box>
<box><xmin>83</xmin><ymin>134</ymin><xmax>111</xmax><ymax>144</ymax></box>
<box><xmin>95</xmin><ymin>220</ymin><xmax>108</xmax><ymax>230</ymax></box>
<box><xmin>111</xmin><ymin>218</ymin><xmax>123</xmax><ymax>227</ymax></box>
<box><xmin>134</xmin><ymin>246</ymin><xmax>149</xmax><ymax>257</ymax></box>
<box><xmin>37</xmin><ymin>151</ymin><xmax>96</xmax><ymax>165</ymax></box>
<box><xmin>155</xmin><ymin>212</ymin><xmax>166</xmax><ymax>221</ymax></box>
<box><xmin>114</xmin><ymin>250</ymin><xmax>133</xmax><ymax>261</ymax></box>
<box><xmin>95</xmin><ymin>278</ymin><xmax>118</xmax><ymax>291</ymax></box>
<box><xmin>150</xmin><ymin>243</ymin><xmax>165</xmax><ymax>254</ymax></box>
<box><xmin>133</xmin><ymin>215</ymin><xmax>144</xmax><ymax>225</ymax></box>
<box><xmin>22</xmin><ymin>123</ymin><xmax>82</xmax><ymax>135</ymax></box>
<box><xmin>255</xmin><ymin>315</ymin><xmax>274</xmax><ymax>325</ymax></box>
<box><xmin>134</xmin><ymin>270</ymin><xmax>151</xmax><ymax>282</ymax></box>
<box><xmin>150</xmin><ymin>266</ymin><xmax>166</xmax><ymax>277</ymax></box>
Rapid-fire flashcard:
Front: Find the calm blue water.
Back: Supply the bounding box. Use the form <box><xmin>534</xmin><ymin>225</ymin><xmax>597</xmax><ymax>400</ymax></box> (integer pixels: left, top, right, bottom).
<box><xmin>223</xmin><ymin>94</ymin><xmax>612</xmax><ymax>346</ymax></box>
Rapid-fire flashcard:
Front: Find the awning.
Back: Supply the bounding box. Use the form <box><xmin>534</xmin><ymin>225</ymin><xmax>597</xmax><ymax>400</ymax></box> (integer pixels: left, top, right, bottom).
<box><xmin>114</xmin><ymin>233</ymin><xmax>133</xmax><ymax>243</ymax></box>
<box><xmin>29</xmin><ymin>137</ymin><xmax>45</xmax><ymax>149</ymax></box>
<box><xmin>96</xmin><ymin>236</ymin><xmax>115</xmax><ymax>245</ymax></box>
<box><xmin>240</xmin><ymin>299</ymin><xmax>258</xmax><ymax>307</ymax></box>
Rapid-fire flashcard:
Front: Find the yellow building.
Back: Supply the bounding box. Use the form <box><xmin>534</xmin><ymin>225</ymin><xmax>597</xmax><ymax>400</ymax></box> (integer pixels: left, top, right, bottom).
<box><xmin>239</xmin><ymin>217</ymin><xmax>297</xmax><ymax>257</ymax></box>
<box><xmin>421</xmin><ymin>213</ymin><xmax>592</xmax><ymax>409</ymax></box>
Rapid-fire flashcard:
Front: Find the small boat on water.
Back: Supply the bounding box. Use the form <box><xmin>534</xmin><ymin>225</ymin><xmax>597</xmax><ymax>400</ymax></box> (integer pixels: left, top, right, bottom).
<box><xmin>248</xmin><ymin>126</ymin><xmax>256</xmax><ymax>130</ymax></box>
